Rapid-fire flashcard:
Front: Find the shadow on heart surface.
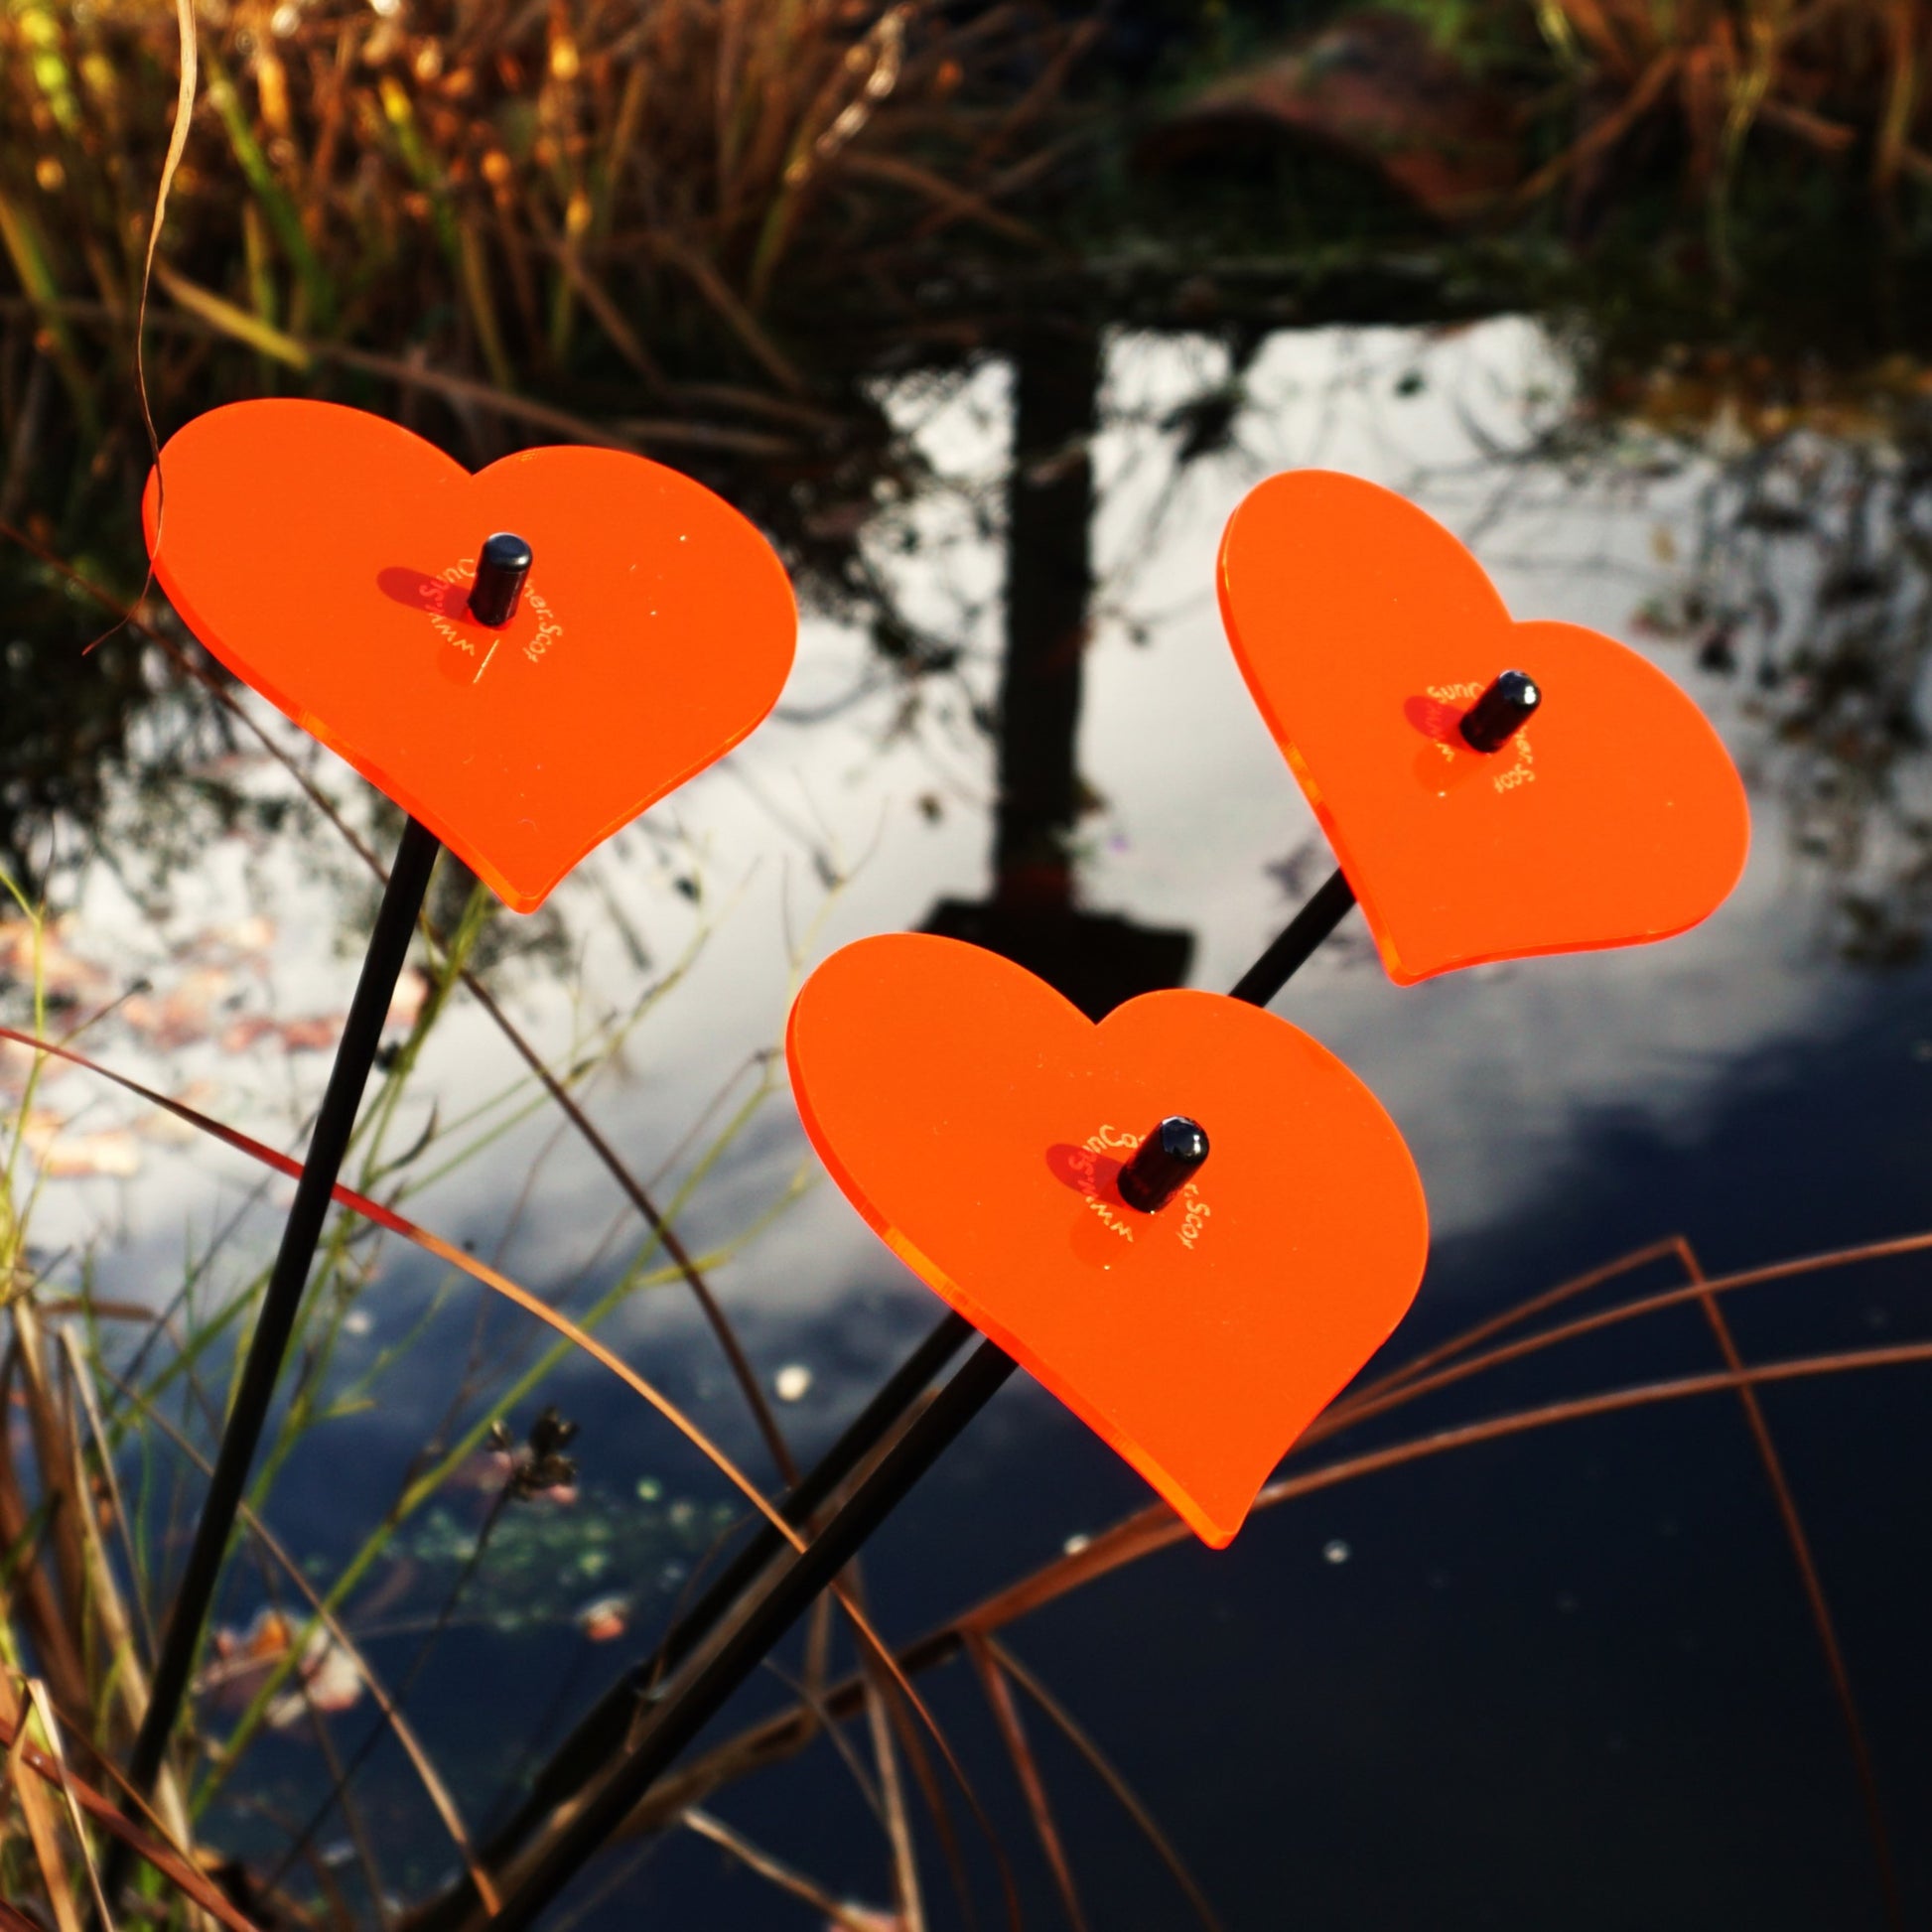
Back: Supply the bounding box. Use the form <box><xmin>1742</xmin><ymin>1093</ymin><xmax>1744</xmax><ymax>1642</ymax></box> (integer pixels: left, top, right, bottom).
<box><xmin>1043</xmin><ymin>1140</ymin><xmax>1129</xmax><ymax>1203</ymax></box>
<box><xmin>1403</xmin><ymin>691</ymin><xmax>1468</xmax><ymax>746</ymax></box>
<box><xmin>375</xmin><ymin>564</ymin><xmax>475</xmax><ymax>621</ymax></box>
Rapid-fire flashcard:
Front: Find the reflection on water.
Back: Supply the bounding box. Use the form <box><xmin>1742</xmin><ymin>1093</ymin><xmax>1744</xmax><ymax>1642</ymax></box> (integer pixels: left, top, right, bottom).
<box><xmin>1642</xmin><ymin>425</ymin><xmax>1932</xmax><ymax>966</ymax></box>
<box><xmin>10</xmin><ymin>318</ymin><xmax>1932</xmax><ymax>1924</ymax></box>
<box><xmin>924</xmin><ymin>321</ymin><xmax>1194</xmax><ymax>1017</ymax></box>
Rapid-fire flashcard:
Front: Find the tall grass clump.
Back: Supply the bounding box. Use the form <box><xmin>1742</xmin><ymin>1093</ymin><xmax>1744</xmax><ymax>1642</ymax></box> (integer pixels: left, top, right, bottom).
<box><xmin>1519</xmin><ymin>0</ymin><xmax>1932</xmax><ymax>264</ymax></box>
<box><xmin>0</xmin><ymin>0</ymin><xmax>1078</xmax><ymax>531</ymax></box>
<box><xmin>0</xmin><ymin>0</ymin><xmax>1086</xmax><ymax>896</ymax></box>
<box><xmin>0</xmin><ymin>798</ymin><xmax>829</xmax><ymax>1925</ymax></box>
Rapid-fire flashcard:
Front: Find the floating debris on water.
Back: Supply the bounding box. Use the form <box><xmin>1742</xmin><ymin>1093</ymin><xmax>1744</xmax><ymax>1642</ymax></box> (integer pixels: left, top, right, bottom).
<box><xmin>576</xmin><ymin>1595</ymin><xmax>630</xmax><ymax>1643</ymax></box>
<box><xmin>382</xmin><ymin>1482</ymin><xmax>741</xmax><ymax>1637</ymax></box>
<box><xmin>200</xmin><ymin>1605</ymin><xmax>362</xmax><ymax>1729</ymax></box>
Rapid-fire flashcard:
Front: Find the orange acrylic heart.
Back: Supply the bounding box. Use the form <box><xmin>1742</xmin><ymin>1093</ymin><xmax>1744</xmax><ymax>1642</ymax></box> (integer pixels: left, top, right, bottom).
<box><xmin>144</xmin><ymin>400</ymin><xmax>796</xmax><ymax>912</ymax></box>
<box><xmin>786</xmin><ymin>934</ymin><xmax>1430</xmax><ymax>1547</ymax></box>
<box><xmin>1218</xmin><ymin>470</ymin><xmax>1750</xmax><ymax>984</ymax></box>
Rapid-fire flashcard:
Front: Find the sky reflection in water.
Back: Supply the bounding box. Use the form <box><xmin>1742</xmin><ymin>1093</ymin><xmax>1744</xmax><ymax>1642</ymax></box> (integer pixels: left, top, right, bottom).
<box><xmin>15</xmin><ymin>320</ymin><xmax>1932</xmax><ymax>1925</ymax></box>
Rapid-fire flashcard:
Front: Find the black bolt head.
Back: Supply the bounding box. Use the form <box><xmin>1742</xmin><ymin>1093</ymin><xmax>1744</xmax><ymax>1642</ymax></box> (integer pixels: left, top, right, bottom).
<box><xmin>468</xmin><ymin>531</ymin><xmax>534</xmax><ymax>628</ymax></box>
<box><xmin>1458</xmin><ymin>669</ymin><xmax>1541</xmax><ymax>754</ymax></box>
<box><xmin>1117</xmin><ymin>1116</ymin><xmax>1210</xmax><ymax>1214</ymax></box>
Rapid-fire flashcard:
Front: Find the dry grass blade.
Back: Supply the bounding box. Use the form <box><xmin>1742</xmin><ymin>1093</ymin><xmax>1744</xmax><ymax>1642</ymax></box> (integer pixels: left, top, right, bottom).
<box><xmin>91</xmin><ymin>1361</ymin><xmax>501</xmax><ymax>1915</ymax></box>
<box><xmin>23</xmin><ymin>1677</ymin><xmax>117</xmax><ymax>1932</ymax></box>
<box><xmin>1519</xmin><ymin>49</ymin><xmax>1681</xmax><ymax>201</ymax></box>
<box><xmin>0</xmin><ymin>1020</ymin><xmax>796</xmax><ymax>1557</ymax></box>
<box><xmin>451</xmin><ymin>969</ymin><xmax>802</xmax><ymax>1489</ymax></box>
<box><xmin>636</xmin><ymin>1330</ymin><xmax>1932</xmax><ymax>1830</ymax></box>
<box><xmin>1315</xmin><ymin>1228</ymin><xmax>1932</xmax><ymax>1444</ymax></box>
<box><xmin>48</xmin><ymin>1329</ymin><xmax>199</xmax><ymax>1858</ymax></box>
<box><xmin>54</xmin><ymin>1335</ymin><xmax>146</xmax><ymax>1722</ymax></box>
<box><xmin>986</xmin><ymin>1639</ymin><xmax>1225</xmax><ymax>1932</ymax></box>
<box><xmin>0</xmin><ymin>1347</ymin><xmax>91</xmax><ymax>1727</ymax></box>
<box><xmin>136</xmin><ymin>0</ymin><xmax>198</xmax><ymax>462</ymax></box>
<box><xmin>648</xmin><ymin>232</ymin><xmax>806</xmax><ymax>396</ymax></box>
<box><xmin>57</xmin><ymin>1326</ymin><xmax>158</xmax><ymax>1669</ymax></box>
<box><xmin>970</xmin><ymin>11</ymin><xmax>1104</xmax><ymax>168</ymax></box>
<box><xmin>682</xmin><ymin>1807</ymin><xmax>892</xmax><ymax>1932</ymax></box>
<box><xmin>154</xmin><ymin>262</ymin><xmax>311</xmax><ymax>369</ymax></box>
<box><xmin>9</xmin><ymin>1302</ymin><xmax>91</xmax><ymax>1716</ymax></box>
<box><xmin>525</xmin><ymin>207</ymin><xmax>665</xmax><ymax>391</ymax></box>
<box><xmin>0</xmin><ymin>518</ymin><xmax>802</xmax><ymax>1491</ymax></box>
<box><xmin>0</xmin><ymin>1670</ymin><xmax>84</xmax><ymax>1932</ymax></box>
<box><xmin>1757</xmin><ymin>98</ymin><xmax>1859</xmax><ymax>151</ymax></box>
<box><xmin>1874</xmin><ymin>0</ymin><xmax>1920</xmax><ymax>185</ymax></box>
<box><xmin>1669</xmin><ymin>1238</ymin><xmax>1903</xmax><ymax>1930</ymax></box>
<box><xmin>860</xmin><ymin>1643</ymin><xmax>927</xmax><ymax>1932</ymax></box>
<box><xmin>884</xmin><ymin>1683</ymin><xmax>977</xmax><ymax>1932</ymax></box>
<box><xmin>0</xmin><ymin>1020</ymin><xmax>1006</xmax><ymax>1896</ymax></box>
<box><xmin>95</xmin><ymin>0</ymin><xmax>200</xmax><ymax>668</ymax></box>
<box><xmin>0</xmin><ymin>1702</ymin><xmax>260</xmax><ymax>1932</ymax></box>
<box><xmin>967</xmin><ymin>1338</ymin><xmax>1932</xmax><ymax>1637</ymax></box>
<box><xmin>0</xmin><ymin>294</ymin><xmax>798</xmax><ymax>459</ymax></box>
<box><xmin>1311</xmin><ymin>1238</ymin><xmax>1685</xmax><ymax>1441</ymax></box>
<box><xmin>965</xmin><ymin>1633</ymin><xmax>1087</xmax><ymax>1932</ymax></box>
<box><xmin>838</xmin><ymin>152</ymin><xmax>1039</xmax><ymax>246</ymax></box>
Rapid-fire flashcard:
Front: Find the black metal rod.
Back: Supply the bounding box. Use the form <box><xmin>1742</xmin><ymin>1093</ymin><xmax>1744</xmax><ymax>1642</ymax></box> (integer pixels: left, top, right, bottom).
<box><xmin>488</xmin><ymin>1339</ymin><xmax>1018</xmax><ymax>1930</ymax></box>
<box><xmin>480</xmin><ymin>867</ymin><xmax>1360</xmax><ymax>1925</ymax></box>
<box><xmin>1227</xmin><ymin>866</ymin><xmax>1357</xmax><ymax>1008</ymax></box>
<box><xmin>661</xmin><ymin>1311</ymin><xmax>977</xmax><ymax>1680</ymax></box>
<box><xmin>112</xmin><ymin>815</ymin><xmax>441</xmax><ymax>1875</ymax></box>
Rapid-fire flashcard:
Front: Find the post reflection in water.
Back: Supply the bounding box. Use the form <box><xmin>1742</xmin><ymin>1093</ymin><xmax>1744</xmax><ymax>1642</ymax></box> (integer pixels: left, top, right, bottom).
<box><xmin>924</xmin><ymin>322</ymin><xmax>1194</xmax><ymax>1019</ymax></box>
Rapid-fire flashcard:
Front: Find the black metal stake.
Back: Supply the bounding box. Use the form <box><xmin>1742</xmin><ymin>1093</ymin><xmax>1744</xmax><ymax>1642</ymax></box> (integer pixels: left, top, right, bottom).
<box><xmin>109</xmin><ymin>814</ymin><xmax>442</xmax><ymax>1888</ymax></box>
<box><xmin>1227</xmin><ymin>866</ymin><xmax>1357</xmax><ymax>1006</ymax></box>
<box><xmin>481</xmin><ymin>866</ymin><xmax>1361</xmax><ymax>1927</ymax></box>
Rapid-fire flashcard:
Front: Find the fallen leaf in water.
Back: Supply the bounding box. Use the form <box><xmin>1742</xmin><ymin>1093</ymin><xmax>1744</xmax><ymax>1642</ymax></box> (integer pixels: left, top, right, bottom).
<box><xmin>269</xmin><ymin>1631</ymin><xmax>362</xmax><ymax>1726</ymax></box>
<box><xmin>123</xmin><ymin>966</ymin><xmax>234</xmax><ymax>1049</ymax></box>
<box><xmin>183</xmin><ymin>750</ymin><xmax>264</xmax><ymax>784</ymax></box>
<box><xmin>576</xmin><ymin>1594</ymin><xmax>630</xmax><ymax>1642</ymax></box>
<box><xmin>20</xmin><ymin>1111</ymin><xmax>141</xmax><ymax>1178</ymax></box>
<box><xmin>219</xmin><ymin>1015</ymin><xmax>282</xmax><ymax>1054</ymax></box>
<box><xmin>386</xmin><ymin>967</ymin><xmax>429</xmax><ymax>1032</ymax></box>
<box><xmin>278</xmin><ymin>1015</ymin><xmax>345</xmax><ymax>1052</ymax></box>
<box><xmin>220</xmin><ymin>915</ymin><xmax>277</xmax><ymax>953</ymax></box>
<box><xmin>201</xmin><ymin>1604</ymin><xmax>364</xmax><ymax>1727</ymax></box>
<box><xmin>0</xmin><ymin>915</ymin><xmax>114</xmax><ymax>1007</ymax></box>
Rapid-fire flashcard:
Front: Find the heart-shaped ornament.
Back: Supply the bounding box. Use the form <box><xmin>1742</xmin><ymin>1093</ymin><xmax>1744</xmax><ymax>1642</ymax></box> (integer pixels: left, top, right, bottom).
<box><xmin>1218</xmin><ymin>470</ymin><xmax>1749</xmax><ymax>984</ymax></box>
<box><xmin>144</xmin><ymin>400</ymin><xmax>796</xmax><ymax>912</ymax></box>
<box><xmin>787</xmin><ymin>934</ymin><xmax>1429</xmax><ymax>1546</ymax></box>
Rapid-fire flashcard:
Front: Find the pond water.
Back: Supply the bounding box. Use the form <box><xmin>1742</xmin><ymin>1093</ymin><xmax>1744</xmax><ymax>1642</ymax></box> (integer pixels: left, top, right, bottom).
<box><xmin>13</xmin><ymin>316</ymin><xmax>1932</xmax><ymax>1926</ymax></box>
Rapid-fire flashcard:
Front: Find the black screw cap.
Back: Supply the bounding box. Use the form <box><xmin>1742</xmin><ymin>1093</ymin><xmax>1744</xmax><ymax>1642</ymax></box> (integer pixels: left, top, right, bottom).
<box><xmin>1117</xmin><ymin>1116</ymin><xmax>1210</xmax><ymax>1214</ymax></box>
<box><xmin>468</xmin><ymin>531</ymin><xmax>533</xmax><ymax>628</ymax></box>
<box><xmin>1458</xmin><ymin>669</ymin><xmax>1541</xmax><ymax>753</ymax></box>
